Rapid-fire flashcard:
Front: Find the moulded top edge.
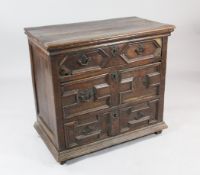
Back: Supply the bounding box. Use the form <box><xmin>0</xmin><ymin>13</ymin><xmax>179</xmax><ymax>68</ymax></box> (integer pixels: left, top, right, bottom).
<box><xmin>24</xmin><ymin>16</ymin><xmax>175</xmax><ymax>51</ymax></box>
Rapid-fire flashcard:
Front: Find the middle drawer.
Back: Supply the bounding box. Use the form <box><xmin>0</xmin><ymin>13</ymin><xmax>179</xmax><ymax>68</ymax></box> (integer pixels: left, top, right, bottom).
<box><xmin>61</xmin><ymin>62</ymin><xmax>161</xmax><ymax>119</ymax></box>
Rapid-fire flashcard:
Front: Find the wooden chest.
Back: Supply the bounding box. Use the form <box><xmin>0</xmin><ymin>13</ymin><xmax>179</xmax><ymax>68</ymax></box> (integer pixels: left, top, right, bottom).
<box><xmin>24</xmin><ymin>17</ymin><xmax>175</xmax><ymax>164</ymax></box>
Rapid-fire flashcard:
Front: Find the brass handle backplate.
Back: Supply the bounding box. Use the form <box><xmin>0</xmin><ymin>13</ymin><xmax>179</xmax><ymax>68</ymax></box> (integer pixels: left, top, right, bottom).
<box><xmin>81</xmin><ymin>125</ymin><xmax>94</xmax><ymax>135</ymax></box>
<box><xmin>78</xmin><ymin>54</ymin><xmax>90</xmax><ymax>66</ymax></box>
<box><xmin>135</xmin><ymin>44</ymin><xmax>144</xmax><ymax>55</ymax></box>
<box><xmin>78</xmin><ymin>88</ymin><xmax>95</xmax><ymax>102</ymax></box>
<box><xmin>135</xmin><ymin>111</ymin><xmax>145</xmax><ymax>120</ymax></box>
<box><xmin>59</xmin><ymin>65</ymin><xmax>72</xmax><ymax>76</ymax></box>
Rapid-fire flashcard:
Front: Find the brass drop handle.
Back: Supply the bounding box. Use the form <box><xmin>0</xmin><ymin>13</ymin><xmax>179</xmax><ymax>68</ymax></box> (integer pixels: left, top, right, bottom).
<box><xmin>81</xmin><ymin>125</ymin><xmax>94</xmax><ymax>135</ymax></box>
<box><xmin>78</xmin><ymin>54</ymin><xmax>90</xmax><ymax>66</ymax></box>
<box><xmin>59</xmin><ymin>56</ymin><xmax>72</xmax><ymax>76</ymax></box>
<box><xmin>135</xmin><ymin>111</ymin><xmax>145</xmax><ymax>120</ymax></box>
<box><xmin>78</xmin><ymin>88</ymin><xmax>94</xmax><ymax>102</ymax></box>
<box><xmin>135</xmin><ymin>44</ymin><xmax>144</xmax><ymax>55</ymax></box>
<box><xmin>59</xmin><ymin>65</ymin><xmax>72</xmax><ymax>76</ymax></box>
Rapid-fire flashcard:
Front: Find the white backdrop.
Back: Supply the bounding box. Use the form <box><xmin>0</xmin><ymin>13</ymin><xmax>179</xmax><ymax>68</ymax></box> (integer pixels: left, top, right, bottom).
<box><xmin>0</xmin><ymin>0</ymin><xmax>200</xmax><ymax>175</ymax></box>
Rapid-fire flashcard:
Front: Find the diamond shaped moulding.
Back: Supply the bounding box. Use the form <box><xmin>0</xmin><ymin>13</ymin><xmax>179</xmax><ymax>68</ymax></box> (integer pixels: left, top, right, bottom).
<box><xmin>120</xmin><ymin>39</ymin><xmax>162</xmax><ymax>64</ymax></box>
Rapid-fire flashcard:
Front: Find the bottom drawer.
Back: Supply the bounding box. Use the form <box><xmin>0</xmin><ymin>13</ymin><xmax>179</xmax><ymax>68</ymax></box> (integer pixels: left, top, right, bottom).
<box><xmin>64</xmin><ymin>99</ymin><xmax>160</xmax><ymax>148</ymax></box>
<box><xmin>119</xmin><ymin>99</ymin><xmax>159</xmax><ymax>133</ymax></box>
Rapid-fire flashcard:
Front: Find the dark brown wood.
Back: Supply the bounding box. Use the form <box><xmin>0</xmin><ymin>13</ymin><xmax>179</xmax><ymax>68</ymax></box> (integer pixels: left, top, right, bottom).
<box><xmin>25</xmin><ymin>17</ymin><xmax>175</xmax><ymax>164</ymax></box>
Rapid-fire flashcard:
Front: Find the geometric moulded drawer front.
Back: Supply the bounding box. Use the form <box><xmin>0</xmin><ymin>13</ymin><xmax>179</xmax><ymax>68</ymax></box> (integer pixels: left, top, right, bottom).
<box><xmin>61</xmin><ymin>62</ymin><xmax>161</xmax><ymax>119</ymax></box>
<box><xmin>59</xmin><ymin>49</ymin><xmax>109</xmax><ymax>76</ymax></box>
<box><xmin>58</xmin><ymin>39</ymin><xmax>162</xmax><ymax>81</ymax></box>
<box><xmin>64</xmin><ymin>99</ymin><xmax>160</xmax><ymax>148</ymax></box>
<box><xmin>119</xmin><ymin>99</ymin><xmax>160</xmax><ymax>133</ymax></box>
<box><xmin>61</xmin><ymin>73</ymin><xmax>112</xmax><ymax>119</ymax></box>
<box><xmin>119</xmin><ymin>62</ymin><xmax>161</xmax><ymax>104</ymax></box>
<box><xmin>64</xmin><ymin>112</ymin><xmax>105</xmax><ymax>148</ymax></box>
<box><xmin>120</xmin><ymin>39</ymin><xmax>162</xmax><ymax>63</ymax></box>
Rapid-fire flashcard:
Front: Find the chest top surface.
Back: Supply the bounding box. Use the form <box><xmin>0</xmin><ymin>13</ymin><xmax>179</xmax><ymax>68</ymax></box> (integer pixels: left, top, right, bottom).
<box><xmin>24</xmin><ymin>17</ymin><xmax>175</xmax><ymax>51</ymax></box>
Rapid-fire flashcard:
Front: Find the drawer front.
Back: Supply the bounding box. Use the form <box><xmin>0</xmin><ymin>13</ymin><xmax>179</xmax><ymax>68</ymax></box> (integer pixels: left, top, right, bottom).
<box><xmin>64</xmin><ymin>113</ymin><xmax>101</xmax><ymax>148</ymax></box>
<box><xmin>118</xmin><ymin>62</ymin><xmax>161</xmax><ymax>104</ymax></box>
<box><xmin>64</xmin><ymin>110</ymin><xmax>109</xmax><ymax>148</ymax></box>
<box><xmin>61</xmin><ymin>62</ymin><xmax>161</xmax><ymax>119</ymax></box>
<box><xmin>61</xmin><ymin>73</ymin><xmax>113</xmax><ymax>119</ymax></box>
<box><xmin>119</xmin><ymin>99</ymin><xmax>159</xmax><ymax>133</ymax></box>
<box><xmin>58</xmin><ymin>38</ymin><xmax>162</xmax><ymax>82</ymax></box>
<box><xmin>64</xmin><ymin>99</ymin><xmax>160</xmax><ymax>148</ymax></box>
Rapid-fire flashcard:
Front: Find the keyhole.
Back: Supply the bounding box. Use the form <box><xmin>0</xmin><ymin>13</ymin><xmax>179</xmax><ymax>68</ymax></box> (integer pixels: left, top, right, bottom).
<box><xmin>113</xmin><ymin>113</ymin><xmax>117</xmax><ymax>118</ymax></box>
<box><xmin>111</xmin><ymin>72</ymin><xmax>118</xmax><ymax>80</ymax></box>
<box><xmin>111</xmin><ymin>46</ymin><xmax>118</xmax><ymax>56</ymax></box>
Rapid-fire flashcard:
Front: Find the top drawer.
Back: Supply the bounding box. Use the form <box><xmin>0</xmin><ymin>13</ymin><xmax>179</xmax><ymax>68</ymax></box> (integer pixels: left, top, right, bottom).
<box><xmin>58</xmin><ymin>38</ymin><xmax>162</xmax><ymax>82</ymax></box>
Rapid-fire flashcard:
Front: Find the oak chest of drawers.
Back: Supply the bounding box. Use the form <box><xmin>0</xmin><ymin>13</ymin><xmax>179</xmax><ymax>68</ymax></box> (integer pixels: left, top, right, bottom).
<box><xmin>25</xmin><ymin>17</ymin><xmax>175</xmax><ymax>164</ymax></box>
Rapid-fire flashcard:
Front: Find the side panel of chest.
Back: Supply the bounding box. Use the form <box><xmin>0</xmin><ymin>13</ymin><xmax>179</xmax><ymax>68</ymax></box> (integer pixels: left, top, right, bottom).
<box><xmin>29</xmin><ymin>44</ymin><xmax>61</xmax><ymax>149</ymax></box>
